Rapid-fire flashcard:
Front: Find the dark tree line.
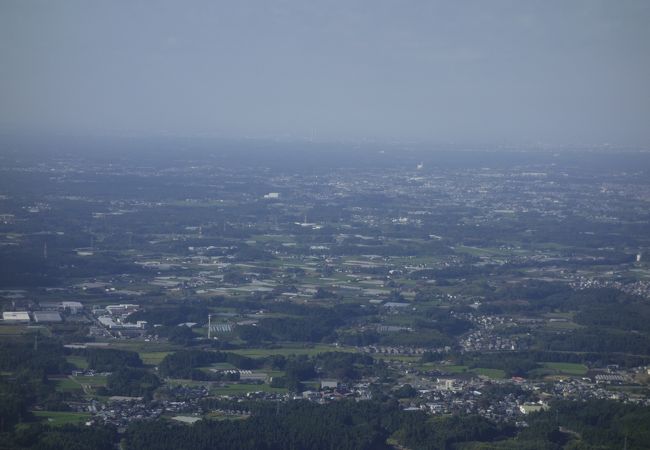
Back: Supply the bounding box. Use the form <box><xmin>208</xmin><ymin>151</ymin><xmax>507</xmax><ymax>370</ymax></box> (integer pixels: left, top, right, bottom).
<box><xmin>158</xmin><ymin>350</ymin><xmax>258</xmax><ymax>380</ymax></box>
<box><xmin>81</xmin><ymin>348</ymin><xmax>143</xmax><ymax>372</ymax></box>
<box><xmin>0</xmin><ymin>423</ymin><xmax>117</xmax><ymax>450</ymax></box>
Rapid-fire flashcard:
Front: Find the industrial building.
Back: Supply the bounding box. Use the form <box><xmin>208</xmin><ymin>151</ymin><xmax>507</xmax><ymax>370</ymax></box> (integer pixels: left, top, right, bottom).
<box><xmin>62</xmin><ymin>301</ymin><xmax>83</xmax><ymax>314</ymax></box>
<box><xmin>105</xmin><ymin>304</ymin><xmax>139</xmax><ymax>316</ymax></box>
<box><xmin>2</xmin><ymin>311</ymin><xmax>31</xmax><ymax>322</ymax></box>
<box><xmin>98</xmin><ymin>316</ymin><xmax>147</xmax><ymax>330</ymax></box>
<box><xmin>321</xmin><ymin>380</ymin><xmax>339</xmax><ymax>389</ymax></box>
<box><xmin>33</xmin><ymin>311</ymin><xmax>63</xmax><ymax>323</ymax></box>
<box><xmin>39</xmin><ymin>302</ymin><xmax>62</xmax><ymax>311</ymax></box>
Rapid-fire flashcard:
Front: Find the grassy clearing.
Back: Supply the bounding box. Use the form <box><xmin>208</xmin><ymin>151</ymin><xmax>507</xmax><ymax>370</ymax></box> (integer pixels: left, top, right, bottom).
<box><xmin>266</xmin><ymin>370</ymin><xmax>285</xmax><ymax>378</ymax></box>
<box><xmin>544</xmin><ymin>321</ymin><xmax>582</xmax><ymax>331</ymax></box>
<box><xmin>455</xmin><ymin>246</ymin><xmax>510</xmax><ymax>257</ymax></box>
<box><xmin>391</xmin><ymin>256</ymin><xmax>441</xmax><ymax>265</ymax></box>
<box><xmin>210</xmin><ymin>383</ymin><xmax>288</xmax><ymax>396</ymax></box>
<box><xmin>440</xmin><ymin>365</ymin><xmax>469</xmax><ymax>373</ymax></box>
<box><xmin>422</xmin><ymin>363</ymin><xmax>469</xmax><ymax>373</ymax></box>
<box><xmin>473</xmin><ymin>368</ymin><xmax>506</xmax><ymax>379</ymax></box>
<box><xmin>66</xmin><ymin>355</ymin><xmax>89</xmax><ymax>370</ymax></box>
<box><xmin>250</xmin><ymin>234</ymin><xmax>294</xmax><ymax>243</ymax></box>
<box><xmin>140</xmin><ymin>351</ymin><xmax>172</xmax><ymax>365</ymax></box>
<box><xmin>107</xmin><ymin>341</ymin><xmax>180</xmax><ymax>365</ymax></box>
<box><xmin>606</xmin><ymin>385</ymin><xmax>645</xmax><ymax>393</ymax></box>
<box><xmin>74</xmin><ymin>375</ymin><xmax>108</xmax><ymax>387</ymax></box>
<box><xmin>419</xmin><ymin>363</ymin><xmax>504</xmax><ymax>379</ymax></box>
<box><xmin>209</xmin><ymin>362</ymin><xmax>237</xmax><ymax>370</ymax></box>
<box><xmin>542</xmin><ymin>362</ymin><xmax>588</xmax><ymax>376</ymax></box>
<box><xmin>33</xmin><ymin>411</ymin><xmax>91</xmax><ymax>426</ymax></box>
<box><xmin>205</xmin><ymin>412</ymin><xmax>249</xmax><ymax>421</ymax></box>
<box><xmin>54</xmin><ymin>378</ymin><xmax>84</xmax><ymax>393</ymax></box>
<box><xmin>372</xmin><ymin>354</ymin><xmax>421</xmax><ymax>363</ymax></box>
<box><xmin>108</xmin><ymin>341</ymin><xmax>180</xmax><ymax>354</ymax></box>
<box><xmin>166</xmin><ymin>379</ymin><xmax>208</xmax><ymax>387</ymax></box>
<box><xmin>542</xmin><ymin>312</ymin><xmax>574</xmax><ymax>320</ymax></box>
<box><xmin>228</xmin><ymin>344</ymin><xmax>356</xmax><ymax>358</ymax></box>
<box><xmin>0</xmin><ymin>325</ymin><xmax>29</xmax><ymax>335</ymax></box>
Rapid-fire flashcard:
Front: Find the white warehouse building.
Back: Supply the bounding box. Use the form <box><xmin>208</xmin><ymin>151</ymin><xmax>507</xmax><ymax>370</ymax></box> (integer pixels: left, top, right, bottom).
<box><xmin>2</xmin><ymin>311</ymin><xmax>31</xmax><ymax>322</ymax></box>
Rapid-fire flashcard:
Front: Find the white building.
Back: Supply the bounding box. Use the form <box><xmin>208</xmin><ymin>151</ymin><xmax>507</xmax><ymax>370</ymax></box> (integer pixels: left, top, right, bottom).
<box><xmin>98</xmin><ymin>316</ymin><xmax>147</xmax><ymax>330</ymax></box>
<box><xmin>105</xmin><ymin>304</ymin><xmax>139</xmax><ymax>316</ymax></box>
<box><xmin>519</xmin><ymin>403</ymin><xmax>546</xmax><ymax>414</ymax></box>
<box><xmin>2</xmin><ymin>311</ymin><xmax>31</xmax><ymax>322</ymax></box>
<box><xmin>321</xmin><ymin>380</ymin><xmax>339</xmax><ymax>389</ymax></box>
<box><xmin>62</xmin><ymin>301</ymin><xmax>83</xmax><ymax>314</ymax></box>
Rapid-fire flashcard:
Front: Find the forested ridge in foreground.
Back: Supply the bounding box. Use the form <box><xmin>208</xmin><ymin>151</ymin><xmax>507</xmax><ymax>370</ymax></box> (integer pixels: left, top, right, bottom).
<box><xmin>2</xmin><ymin>397</ymin><xmax>649</xmax><ymax>449</ymax></box>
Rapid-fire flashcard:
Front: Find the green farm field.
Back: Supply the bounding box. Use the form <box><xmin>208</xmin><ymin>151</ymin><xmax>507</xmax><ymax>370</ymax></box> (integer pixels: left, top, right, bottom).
<box><xmin>32</xmin><ymin>411</ymin><xmax>91</xmax><ymax>426</ymax></box>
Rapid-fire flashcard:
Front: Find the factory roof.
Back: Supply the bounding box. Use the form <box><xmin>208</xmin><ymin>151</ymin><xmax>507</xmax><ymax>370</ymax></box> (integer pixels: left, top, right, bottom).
<box><xmin>33</xmin><ymin>311</ymin><xmax>63</xmax><ymax>322</ymax></box>
<box><xmin>2</xmin><ymin>311</ymin><xmax>31</xmax><ymax>321</ymax></box>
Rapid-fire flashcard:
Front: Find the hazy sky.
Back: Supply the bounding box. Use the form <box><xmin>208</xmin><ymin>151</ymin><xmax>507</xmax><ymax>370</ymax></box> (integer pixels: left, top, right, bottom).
<box><xmin>1</xmin><ymin>1</ymin><xmax>649</xmax><ymax>146</ymax></box>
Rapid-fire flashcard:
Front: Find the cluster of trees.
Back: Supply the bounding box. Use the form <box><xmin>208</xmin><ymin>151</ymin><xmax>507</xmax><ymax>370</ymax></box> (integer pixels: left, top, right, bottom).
<box><xmin>123</xmin><ymin>400</ymin><xmax>396</xmax><ymax>450</ymax></box>
<box><xmin>335</xmin><ymin>305</ymin><xmax>469</xmax><ymax>348</ymax></box>
<box><xmin>0</xmin><ymin>242</ymin><xmax>142</xmax><ymax>288</ymax></box>
<box><xmin>0</xmin><ymin>374</ymin><xmax>37</xmax><ymax>431</ymax></box>
<box><xmin>314</xmin><ymin>352</ymin><xmax>376</xmax><ymax>381</ymax></box>
<box><xmin>468</xmin><ymin>353</ymin><xmax>540</xmax><ymax>378</ymax></box>
<box><xmin>577</xmin><ymin>306</ymin><xmax>650</xmax><ymax>331</ymax></box>
<box><xmin>485</xmin><ymin>285</ymin><xmax>646</xmax><ymax>321</ymax></box>
<box><xmin>450</xmin><ymin>349</ymin><xmax>649</xmax><ymax>379</ymax></box>
<box><xmin>270</xmin><ymin>356</ymin><xmax>317</xmax><ymax>392</ymax></box>
<box><xmin>0</xmin><ymin>423</ymin><xmax>117</xmax><ymax>450</ymax></box>
<box><xmin>395</xmin><ymin>412</ymin><xmax>513</xmax><ymax>450</ymax></box>
<box><xmin>0</xmin><ymin>339</ymin><xmax>70</xmax><ymax>377</ymax></box>
<box><xmin>337</xmin><ymin>329</ymin><xmax>382</xmax><ymax>347</ymax></box>
<box><xmin>536</xmin><ymin>328</ymin><xmax>650</xmax><ymax>357</ymax></box>
<box><xmin>122</xmin><ymin>399</ymin><xmax>522</xmax><ymax>450</ymax></box>
<box><xmin>507</xmin><ymin>350</ymin><xmax>650</xmax><ymax>369</ymax></box>
<box><xmin>155</xmin><ymin>326</ymin><xmax>198</xmax><ymax>346</ymax></box>
<box><xmin>476</xmin><ymin>284</ymin><xmax>650</xmax><ymax>359</ymax></box>
<box><xmin>158</xmin><ymin>350</ymin><xmax>384</xmax><ymax>392</ymax></box>
<box><xmin>123</xmin><ymin>398</ymin><xmax>650</xmax><ymax>450</ymax></box>
<box><xmin>233</xmin><ymin>302</ymin><xmax>365</xmax><ymax>345</ymax></box>
<box><xmin>158</xmin><ymin>350</ymin><xmax>257</xmax><ymax>380</ymax></box>
<box><xmin>231</xmin><ymin>244</ymin><xmax>276</xmax><ymax>262</ymax></box>
<box><xmin>0</xmin><ymin>337</ymin><xmax>73</xmax><ymax>431</ymax></box>
<box><xmin>418</xmin><ymin>308</ymin><xmax>474</xmax><ymax>336</ymax></box>
<box><xmin>508</xmin><ymin>400</ymin><xmax>650</xmax><ymax>449</ymax></box>
<box><xmin>126</xmin><ymin>305</ymin><xmax>209</xmax><ymax>327</ymax></box>
<box><xmin>268</xmin><ymin>353</ymin><xmax>383</xmax><ymax>392</ymax></box>
<box><xmin>81</xmin><ymin>348</ymin><xmax>142</xmax><ymax>372</ymax></box>
<box><xmin>98</xmin><ymin>368</ymin><xmax>160</xmax><ymax>399</ymax></box>
<box><xmin>377</xmin><ymin>329</ymin><xmax>451</xmax><ymax>348</ymax></box>
<box><xmin>254</xmin><ymin>316</ymin><xmax>339</xmax><ymax>343</ymax></box>
<box><xmin>409</xmin><ymin>264</ymin><xmax>484</xmax><ymax>281</ymax></box>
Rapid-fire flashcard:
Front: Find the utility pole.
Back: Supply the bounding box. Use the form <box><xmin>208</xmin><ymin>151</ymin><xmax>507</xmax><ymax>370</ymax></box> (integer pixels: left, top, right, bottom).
<box><xmin>208</xmin><ymin>314</ymin><xmax>212</xmax><ymax>340</ymax></box>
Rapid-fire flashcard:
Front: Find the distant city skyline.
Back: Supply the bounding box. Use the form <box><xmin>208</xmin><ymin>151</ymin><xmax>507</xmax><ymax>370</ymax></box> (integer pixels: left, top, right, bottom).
<box><xmin>1</xmin><ymin>1</ymin><xmax>649</xmax><ymax>147</ymax></box>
